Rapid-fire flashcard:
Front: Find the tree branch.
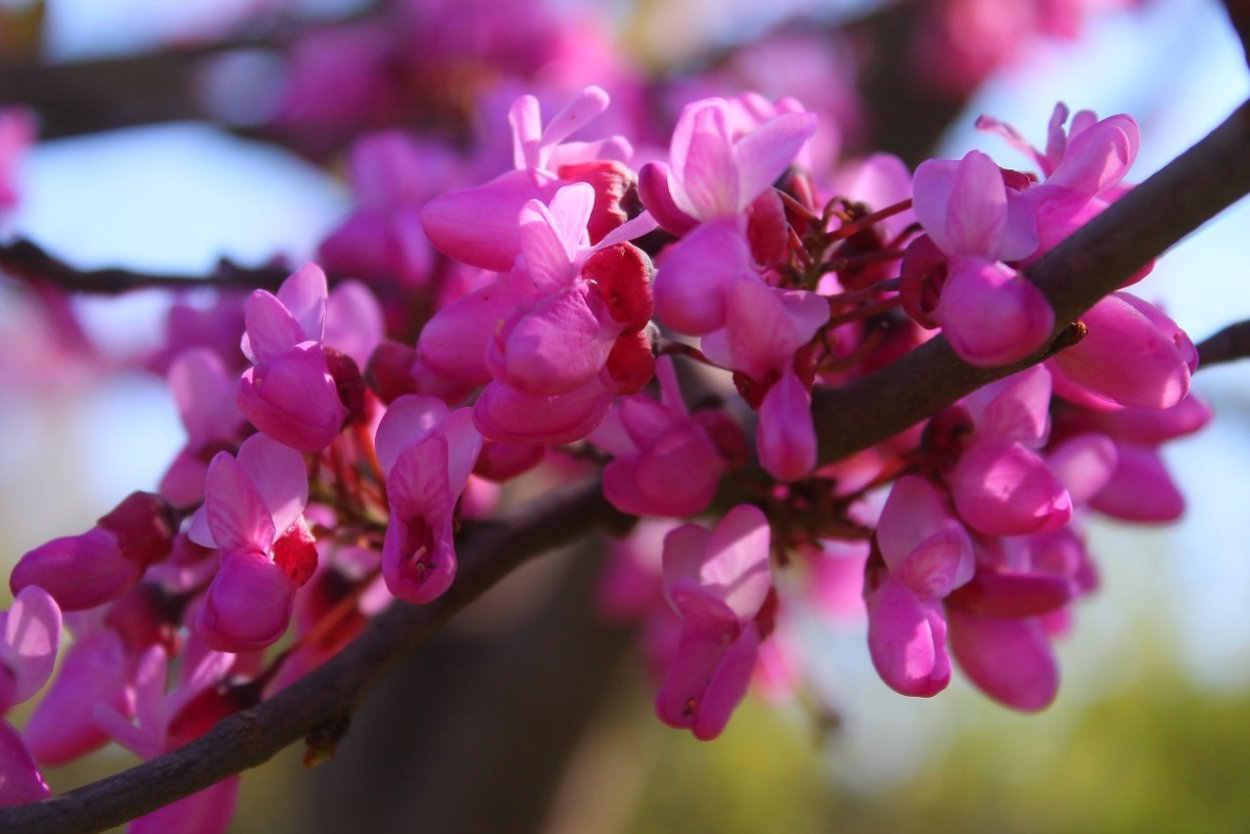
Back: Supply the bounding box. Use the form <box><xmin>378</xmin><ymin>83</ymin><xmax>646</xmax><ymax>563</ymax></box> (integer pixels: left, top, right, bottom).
<box><xmin>1197</xmin><ymin>318</ymin><xmax>1250</xmax><ymax>368</ymax></box>
<box><xmin>1223</xmin><ymin>0</ymin><xmax>1250</xmax><ymax>67</ymax></box>
<box><xmin>2</xmin><ymin>99</ymin><xmax>1248</xmax><ymax>834</ymax></box>
<box><xmin>0</xmin><ymin>238</ymin><xmax>291</xmax><ymax>295</ymax></box>
<box><xmin>811</xmin><ymin>99</ymin><xmax>1250</xmax><ymax>463</ymax></box>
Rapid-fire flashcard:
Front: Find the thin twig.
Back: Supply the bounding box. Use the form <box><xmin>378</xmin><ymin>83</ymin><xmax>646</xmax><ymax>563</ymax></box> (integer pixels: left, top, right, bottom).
<box><xmin>1197</xmin><ymin>318</ymin><xmax>1250</xmax><ymax>368</ymax></box>
<box><xmin>0</xmin><ymin>238</ymin><xmax>291</xmax><ymax>294</ymax></box>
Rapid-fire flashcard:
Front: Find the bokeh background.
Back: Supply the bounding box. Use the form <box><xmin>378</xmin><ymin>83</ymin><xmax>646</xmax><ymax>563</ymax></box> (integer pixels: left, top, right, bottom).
<box><xmin>2</xmin><ymin>0</ymin><xmax>1250</xmax><ymax>831</ymax></box>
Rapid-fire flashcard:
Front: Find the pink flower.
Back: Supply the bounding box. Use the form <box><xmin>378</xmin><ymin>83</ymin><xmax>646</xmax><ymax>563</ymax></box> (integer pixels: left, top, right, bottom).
<box><xmin>590</xmin><ymin>357</ymin><xmax>735</xmax><ymax>518</ymax></box>
<box><xmin>238</xmin><ymin>264</ymin><xmax>351</xmax><ymax>452</ymax></box>
<box><xmin>656</xmin><ymin>505</ymin><xmax>773</xmax><ymax>740</ymax></box>
<box><xmin>1047</xmin><ymin>292</ymin><xmax>1195</xmax><ymax>410</ymax></box>
<box><xmin>756</xmin><ymin>364</ymin><xmax>817</xmax><ymax>483</ymax></box>
<box><xmin>11</xmin><ymin>492</ymin><xmax>177</xmax><ymax>611</ymax></box>
<box><xmin>907</xmin><ymin>149</ymin><xmax>1053</xmax><ymax>366</ymax></box>
<box><xmin>375</xmin><ymin>396</ymin><xmax>483</xmax><ymax>604</ymax></box>
<box><xmin>421</xmin><ymin>86</ymin><xmax>632</xmax><ymax>271</ymax></box>
<box><xmin>188</xmin><ymin>435</ymin><xmax>313</xmax><ymax>651</ymax></box>
<box><xmin>866</xmin><ymin>476</ymin><xmax>974</xmax><ymax>697</ymax></box>
<box><xmin>941</xmin><ymin>367</ymin><xmax>1073</xmax><ymax>537</ymax></box>
<box><xmin>649</xmin><ymin>96</ymin><xmax>817</xmax><ymax>224</ymax></box>
<box><xmin>317</xmin><ymin>131</ymin><xmax>457</xmax><ymax>290</ymax></box>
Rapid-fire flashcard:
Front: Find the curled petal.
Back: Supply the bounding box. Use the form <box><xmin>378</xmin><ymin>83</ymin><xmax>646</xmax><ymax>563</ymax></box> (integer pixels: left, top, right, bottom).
<box><xmin>638</xmin><ymin>161</ymin><xmax>696</xmax><ymax>235</ymax></box>
<box><xmin>947</xmin><ymin>151</ymin><xmax>1008</xmax><ymax>256</ymax></box>
<box><xmin>168</xmin><ymin>348</ymin><xmax>241</xmax><ymax>444</ymax></box>
<box><xmin>698</xmin><ymin>505</ymin><xmax>773</xmax><ymax>620</ymax></box>
<box><xmin>488</xmin><ymin>283</ymin><xmax>618</xmax><ymax>396</ymax></box>
<box><xmin>473</xmin><ymin>378</ymin><xmax>612</xmax><ymax>445</ymax></box>
<box><xmin>670</xmin><ymin>100</ymin><xmax>738</xmax><ymax>219</ymax></box>
<box><xmin>935</xmin><ymin>257</ymin><xmax>1053</xmax><ymax>367</ymax></box>
<box><xmin>948</xmin><ymin>608</ymin><xmax>1059</xmax><ymax>712</ymax></box>
<box><xmin>866</xmin><ymin>577</ymin><xmax>950</xmax><ymax>698</ymax></box>
<box><xmin>604</xmin><ymin>425</ymin><xmax>724</xmax><ymax>518</ymax></box>
<box><xmin>1049</xmin><ymin>292</ymin><xmax>1191</xmax><ymax>409</ymax></box>
<box><xmin>417</xmin><ymin>277</ymin><xmax>518</xmax><ymax>386</ymax></box>
<box><xmin>653</xmin><ymin>217</ymin><xmax>749</xmax><ymax>335</ymax></box>
<box><xmin>0</xmin><ymin>722</ymin><xmax>49</xmax><ymax>808</ymax></box>
<box><xmin>655</xmin><ymin>625</ymin><xmax>760</xmax><ymax>741</ymax></box>
<box><xmin>10</xmin><ymin>528</ymin><xmax>140</xmax><ymax>611</ymax></box>
<box><xmin>1048</xmin><ymin>432</ymin><xmax>1118</xmax><ymax>504</ymax></box>
<box><xmin>1045</xmin><ymin>115</ymin><xmax>1138</xmax><ymax>195</ymax></box>
<box><xmin>26</xmin><ymin>630</ymin><xmax>132</xmax><ymax>765</ymax></box>
<box><xmin>241</xmin><ymin>290</ymin><xmax>305</xmax><ymax>364</ymax></box>
<box><xmin>382</xmin><ymin>513</ymin><xmax>456</xmax><ymax>604</ymax></box>
<box><xmin>237</xmin><ymin>343</ymin><xmax>348</xmax><ymax>451</ymax></box>
<box><xmin>1089</xmin><ymin>443</ymin><xmax>1185</xmax><ymax>522</ymax></box>
<box><xmin>374</xmin><ymin>395</ymin><xmax>450</xmax><ymax>474</ymax></box>
<box><xmin>757</xmin><ymin>367</ymin><xmax>816</xmax><ymax>483</ymax></box>
<box><xmin>733</xmin><ymin>111</ymin><xmax>818</xmax><ymax>211</ymax></box>
<box><xmin>947</xmin><ymin>569</ymin><xmax>1074</xmax><ymax>619</ymax></box>
<box><xmin>276</xmin><ymin>263</ymin><xmax>328</xmax><ymax>342</ymax></box>
<box><xmin>202</xmin><ymin>453</ymin><xmax>275</xmax><ymax>553</ymax></box>
<box><xmin>325</xmin><ymin>280</ymin><xmax>385</xmax><ymax>368</ymax></box>
<box><xmin>196</xmin><ymin>551</ymin><xmax>296</xmax><ymax>652</ymax></box>
<box><xmin>420</xmin><ymin>168</ymin><xmax>558</xmax><ymax>272</ymax></box>
<box><xmin>235</xmin><ymin>434</ymin><xmax>309</xmax><ymax>538</ymax></box>
<box><xmin>1</xmin><ymin>586</ymin><xmax>61</xmax><ymax>709</ymax></box>
<box><xmin>950</xmin><ymin>440</ymin><xmax>1072</xmax><ymax>537</ymax></box>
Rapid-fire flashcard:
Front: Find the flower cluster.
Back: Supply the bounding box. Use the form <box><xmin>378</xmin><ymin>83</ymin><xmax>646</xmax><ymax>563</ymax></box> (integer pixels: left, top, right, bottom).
<box><xmin>0</xmin><ymin>33</ymin><xmax>1207</xmax><ymax>834</ymax></box>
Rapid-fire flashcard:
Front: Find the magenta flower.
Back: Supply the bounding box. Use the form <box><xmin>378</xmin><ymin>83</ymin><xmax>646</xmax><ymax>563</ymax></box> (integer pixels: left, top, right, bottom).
<box><xmin>650</xmin><ymin>95</ymin><xmax>817</xmax><ymax>224</ymax></box>
<box><xmin>866</xmin><ymin>476</ymin><xmax>974</xmax><ymax>697</ymax></box>
<box><xmin>655</xmin><ymin>505</ymin><xmax>773</xmax><ymax>740</ymax></box>
<box><xmin>908</xmin><ymin>149</ymin><xmax>1052</xmax><ymax>366</ymax></box>
<box><xmin>1047</xmin><ymin>292</ymin><xmax>1195</xmax><ymax>410</ymax></box>
<box><xmin>188</xmin><ymin>435</ymin><xmax>313</xmax><ymax>651</ymax></box>
<box><xmin>590</xmin><ymin>357</ymin><xmax>735</xmax><ymax>518</ymax></box>
<box><xmin>943</xmin><ymin>367</ymin><xmax>1073</xmax><ymax>537</ymax></box>
<box><xmin>484</xmin><ymin>183</ymin><xmax>653</xmax><ymax>397</ymax></box>
<box><xmin>649</xmin><ymin>95</ymin><xmax>818</xmax><ymax>337</ymax></box>
<box><xmin>238</xmin><ymin>264</ymin><xmax>350</xmax><ymax>452</ymax></box>
<box><xmin>375</xmin><ymin>396</ymin><xmax>483</xmax><ymax>604</ymax></box>
<box><xmin>421</xmin><ymin>86</ymin><xmax>632</xmax><ymax>271</ymax></box>
<box><xmin>11</xmin><ymin>492</ymin><xmax>177</xmax><ymax>611</ymax></box>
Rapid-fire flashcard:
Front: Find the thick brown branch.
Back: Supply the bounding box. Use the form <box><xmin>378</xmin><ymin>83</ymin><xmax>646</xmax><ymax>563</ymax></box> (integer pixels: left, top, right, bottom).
<box><xmin>0</xmin><ymin>238</ymin><xmax>290</xmax><ymax>294</ymax></box>
<box><xmin>812</xmin><ymin>100</ymin><xmax>1250</xmax><ymax>463</ymax></box>
<box><xmin>1197</xmin><ymin>319</ymin><xmax>1250</xmax><ymax>367</ymax></box>
<box><xmin>0</xmin><ymin>481</ymin><xmax>627</xmax><ymax>834</ymax></box>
